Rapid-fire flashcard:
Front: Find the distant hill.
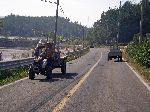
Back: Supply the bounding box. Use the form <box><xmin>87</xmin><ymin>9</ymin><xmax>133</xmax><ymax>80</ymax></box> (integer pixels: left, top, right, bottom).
<box><xmin>1</xmin><ymin>14</ymin><xmax>85</xmax><ymax>38</ymax></box>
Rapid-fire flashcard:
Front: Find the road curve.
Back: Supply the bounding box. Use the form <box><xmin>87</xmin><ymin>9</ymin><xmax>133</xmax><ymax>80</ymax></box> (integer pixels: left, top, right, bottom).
<box><xmin>0</xmin><ymin>48</ymin><xmax>150</xmax><ymax>112</ymax></box>
<box><xmin>61</xmin><ymin>48</ymin><xmax>150</xmax><ymax>112</ymax></box>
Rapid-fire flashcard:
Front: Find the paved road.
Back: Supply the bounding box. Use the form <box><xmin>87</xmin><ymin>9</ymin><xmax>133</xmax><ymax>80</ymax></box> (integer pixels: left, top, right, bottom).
<box><xmin>0</xmin><ymin>48</ymin><xmax>150</xmax><ymax>112</ymax></box>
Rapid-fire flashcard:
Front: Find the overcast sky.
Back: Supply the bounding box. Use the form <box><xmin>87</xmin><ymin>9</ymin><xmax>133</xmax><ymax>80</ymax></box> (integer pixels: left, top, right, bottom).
<box><xmin>0</xmin><ymin>0</ymin><xmax>141</xmax><ymax>27</ymax></box>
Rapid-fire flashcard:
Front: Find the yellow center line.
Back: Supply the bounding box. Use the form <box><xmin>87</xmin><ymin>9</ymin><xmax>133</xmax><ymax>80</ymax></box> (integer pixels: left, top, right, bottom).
<box><xmin>52</xmin><ymin>52</ymin><xmax>102</xmax><ymax>112</ymax></box>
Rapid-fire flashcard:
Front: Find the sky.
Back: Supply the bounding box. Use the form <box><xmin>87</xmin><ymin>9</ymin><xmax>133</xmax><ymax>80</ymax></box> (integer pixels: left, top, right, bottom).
<box><xmin>0</xmin><ymin>0</ymin><xmax>141</xmax><ymax>27</ymax></box>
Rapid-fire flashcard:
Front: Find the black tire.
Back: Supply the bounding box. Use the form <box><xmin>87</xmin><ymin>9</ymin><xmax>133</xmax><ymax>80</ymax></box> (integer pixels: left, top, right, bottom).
<box><xmin>46</xmin><ymin>66</ymin><xmax>52</xmax><ymax>79</ymax></box>
<box><xmin>118</xmin><ymin>57</ymin><xmax>120</xmax><ymax>61</ymax></box>
<box><xmin>108</xmin><ymin>56</ymin><xmax>109</xmax><ymax>61</ymax></box>
<box><xmin>40</xmin><ymin>68</ymin><xmax>46</xmax><ymax>75</ymax></box>
<box><xmin>120</xmin><ymin>56</ymin><xmax>122</xmax><ymax>62</ymax></box>
<box><xmin>29</xmin><ymin>67</ymin><xmax>35</xmax><ymax>80</ymax></box>
<box><xmin>61</xmin><ymin>61</ymin><xmax>66</xmax><ymax>75</ymax></box>
<box><xmin>120</xmin><ymin>52</ymin><xmax>123</xmax><ymax>61</ymax></box>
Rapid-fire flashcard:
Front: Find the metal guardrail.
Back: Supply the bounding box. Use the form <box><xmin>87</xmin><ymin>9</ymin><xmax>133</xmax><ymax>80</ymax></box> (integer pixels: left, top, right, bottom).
<box><xmin>0</xmin><ymin>48</ymin><xmax>89</xmax><ymax>70</ymax></box>
<box><xmin>0</xmin><ymin>58</ymin><xmax>34</xmax><ymax>70</ymax></box>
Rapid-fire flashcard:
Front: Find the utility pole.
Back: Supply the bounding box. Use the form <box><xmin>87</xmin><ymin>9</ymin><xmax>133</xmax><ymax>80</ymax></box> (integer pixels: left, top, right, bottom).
<box><xmin>139</xmin><ymin>0</ymin><xmax>143</xmax><ymax>43</ymax></box>
<box><xmin>41</xmin><ymin>0</ymin><xmax>59</xmax><ymax>50</ymax></box>
<box><xmin>82</xmin><ymin>26</ymin><xmax>85</xmax><ymax>49</ymax></box>
<box><xmin>54</xmin><ymin>0</ymin><xmax>59</xmax><ymax>51</ymax></box>
<box><xmin>117</xmin><ymin>1</ymin><xmax>121</xmax><ymax>45</ymax></box>
<box><xmin>105</xmin><ymin>20</ymin><xmax>109</xmax><ymax>44</ymax></box>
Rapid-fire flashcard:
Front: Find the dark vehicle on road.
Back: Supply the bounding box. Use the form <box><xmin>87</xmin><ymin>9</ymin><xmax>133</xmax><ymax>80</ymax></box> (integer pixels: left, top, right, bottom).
<box><xmin>108</xmin><ymin>44</ymin><xmax>122</xmax><ymax>61</ymax></box>
<box><xmin>29</xmin><ymin>42</ymin><xmax>67</xmax><ymax>80</ymax></box>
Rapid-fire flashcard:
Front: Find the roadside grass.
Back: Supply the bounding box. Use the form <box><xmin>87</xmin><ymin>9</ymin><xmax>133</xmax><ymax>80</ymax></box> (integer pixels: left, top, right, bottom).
<box><xmin>67</xmin><ymin>48</ymin><xmax>90</xmax><ymax>62</ymax></box>
<box><xmin>123</xmin><ymin>49</ymin><xmax>150</xmax><ymax>83</ymax></box>
<box><xmin>0</xmin><ymin>67</ymin><xmax>28</xmax><ymax>86</ymax></box>
<box><xmin>0</xmin><ymin>48</ymin><xmax>90</xmax><ymax>86</ymax></box>
<box><xmin>96</xmin><ymin>45</ymin><xmax>109</xmax><ymax>48</ymax></box>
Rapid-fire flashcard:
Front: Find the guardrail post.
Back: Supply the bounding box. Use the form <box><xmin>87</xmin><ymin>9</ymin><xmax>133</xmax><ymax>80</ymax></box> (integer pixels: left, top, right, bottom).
<box><xmin>31</xmin><ymin>49</ymin><xmax>34</xmax><ymax>57</ymax></box>
<box><xmin>0</xmin><ymin>52</ymin><xmax>2</xmax><ymax>61</ymax></box>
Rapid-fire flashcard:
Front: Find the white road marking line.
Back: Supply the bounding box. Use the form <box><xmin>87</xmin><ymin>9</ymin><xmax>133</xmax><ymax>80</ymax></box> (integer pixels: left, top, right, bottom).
<box><xmin>125</xmin><ymin>61</ymin><xmax>150</xmax><ymax>92</ymax></box>
<box><xmin>52</xmin><ymin>52</ymin><xmax>102</xmax><ymax>112</ymax></box>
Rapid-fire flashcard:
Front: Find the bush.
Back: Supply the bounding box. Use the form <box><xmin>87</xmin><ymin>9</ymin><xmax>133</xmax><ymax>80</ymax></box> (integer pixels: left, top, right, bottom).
<box><xmin>67</xmin><ymin>47</ymin><xmax>90</xmax><ymax>61</ymax></box>
<box><xmin>127</xmin><ymin>38</ymin><xmax>150</xmax><ymax>68</ymax></box>
<box><xmin>0</xmin><ymin>66</ymin><xmax>28</xmax><ymax>85</ymax></box>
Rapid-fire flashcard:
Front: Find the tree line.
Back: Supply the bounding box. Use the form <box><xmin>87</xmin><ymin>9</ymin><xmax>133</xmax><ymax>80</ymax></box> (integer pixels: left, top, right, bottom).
<box><xmin>0</xmin><ymin>14</ymin><xmax>85</xmax><ymax>38</ymax></box>
<box><xmin>87</xmin><ymin>0</ymin><xmax>150</xmax><ymax>45</ymax></box>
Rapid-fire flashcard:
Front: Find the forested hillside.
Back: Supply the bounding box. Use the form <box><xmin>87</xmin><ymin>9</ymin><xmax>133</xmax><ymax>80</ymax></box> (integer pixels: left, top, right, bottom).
<box><xmin>0</xmin><ymin>19</ymin><xmax>3</xmax><ymax>33</ymax></box>
<box><xmin>88</xmin><ymin>0</ymin><xmax>150</xmax><ymax>44</ymax></box>
<box><xmin>1</xmin><ymin>14</ymin><xmax>84</xmax><ymax>38</ymax></box>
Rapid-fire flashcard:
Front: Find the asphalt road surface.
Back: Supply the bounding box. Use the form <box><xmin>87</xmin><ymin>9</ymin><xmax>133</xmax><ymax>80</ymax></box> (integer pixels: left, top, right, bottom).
<box><xmin>0</xmin><ymin>48</ymin><xmax>150</xmax><ymax>112</ymax></box>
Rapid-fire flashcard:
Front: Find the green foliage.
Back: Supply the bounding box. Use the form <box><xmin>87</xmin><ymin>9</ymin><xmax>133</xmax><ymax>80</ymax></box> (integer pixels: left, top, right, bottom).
<box><xmin>0</xmin><ymin>20</ymin><xmax>3</xmax><ymax>27</ymax></box>
<box><xmin>127</xmin><ymin>37</ymin><xmax>150</xmax><ymax>68</ymax></box>
<box><xmin>0</xmin><ymin>19</ymin><xmax>3</xmax><ymax>33</ymax></box>
<box><xmin>2</xmin><ymin>14</ymin><xmax>84</xmax><ymax>38</ymax></box>
<box><xmin>89</xmin><ymin>0</ymin><xmax>150</xmax><ymax>44</ymax></box>
<box><xmin>67</xmin><ymin>47</ymin><xmax>89</xmax><ymax>61</ymax></box>
<box><xmin>0</xmin><ymin>66</ymin><xmax>28</xmax><ymax>85</ymax></box>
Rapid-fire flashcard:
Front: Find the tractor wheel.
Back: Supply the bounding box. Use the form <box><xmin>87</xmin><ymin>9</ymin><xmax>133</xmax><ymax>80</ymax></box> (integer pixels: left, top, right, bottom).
<box><xmin>40</xmin><ymin>68</ymin><xmax>46</xmax><ymax>75</ymax></box>
<box><xmin>61</xmin><ymin>61</ymin><xmax>66</xmax><ymax>75</ymax></box>
<box><xmin>120</xmin><ymin>56</ymin><xmax>123</xmax><ymax>62</ymax></box>
<box><xmin>108</xmin><ymin>55</ymin><xmax>110</xmax><ymax>61</ymax></box>
<box><xmin>46</xmin><ymin>66</ymin><xmax>52</xmax><ymax>79</ymax></box>
<box><xmin>118</xmin><ymin>57</ymin><xmax>120</xmax><ymax>61</ymax></box>
<box><xmin>29</xmin><ymin>67</ymin><xmax>35</xmax><ymax>80</ymax></box>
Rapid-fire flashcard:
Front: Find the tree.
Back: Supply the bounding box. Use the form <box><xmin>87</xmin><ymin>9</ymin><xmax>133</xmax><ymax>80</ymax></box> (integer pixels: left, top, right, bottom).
<box><xmin>89</xmin><ymin>0</ymin><xmax>150</xmax><ymax>44</ymax></box>
<box><xmin>1</xmin><ymin>15</ymin><xmax>86</xmax><ymax>39</ymax></box>
<box><xmin>0</xmin><ymin>19</ymin><xmax>3</xmax><ymax>35</ymax></box>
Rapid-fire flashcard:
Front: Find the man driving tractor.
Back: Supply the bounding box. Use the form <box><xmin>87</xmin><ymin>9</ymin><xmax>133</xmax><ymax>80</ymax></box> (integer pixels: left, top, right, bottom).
<box><xmin>34</xmin><ymin>40</ymin><xmax>55</xmax><ymax>59</ymax></box>
<box><xmin>29</xmin><ymin>40</ymin><xmax>66</xmax><ymax>80</ymax></box>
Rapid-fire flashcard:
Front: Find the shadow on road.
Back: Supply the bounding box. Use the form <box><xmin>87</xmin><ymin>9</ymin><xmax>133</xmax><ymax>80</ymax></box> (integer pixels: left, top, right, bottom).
<box><xmin>52</xmin><ymin>73</ymin><xmax>78</xmax><ymax>79</ymax></box>
<box><xmin>114</xmin><ymin>59</ymin><xmax>127</xmax><ymax>62</ymax></box>
<box><xmin>34</xmin><ymin>73</ymin><xmax>78</xmax><ymax>82</ymax></box>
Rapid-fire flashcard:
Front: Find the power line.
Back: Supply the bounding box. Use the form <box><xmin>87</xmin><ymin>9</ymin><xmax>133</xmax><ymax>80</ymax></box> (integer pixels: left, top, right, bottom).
<box><xmin>59</xmin><ymin>5</ymin><xmax>70</xmax><ymax>21</ymax></box>
<box><xmin>41</xmin><ymin>0</ymin><xmax>59</xmax><ymax>50</ymax></box>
